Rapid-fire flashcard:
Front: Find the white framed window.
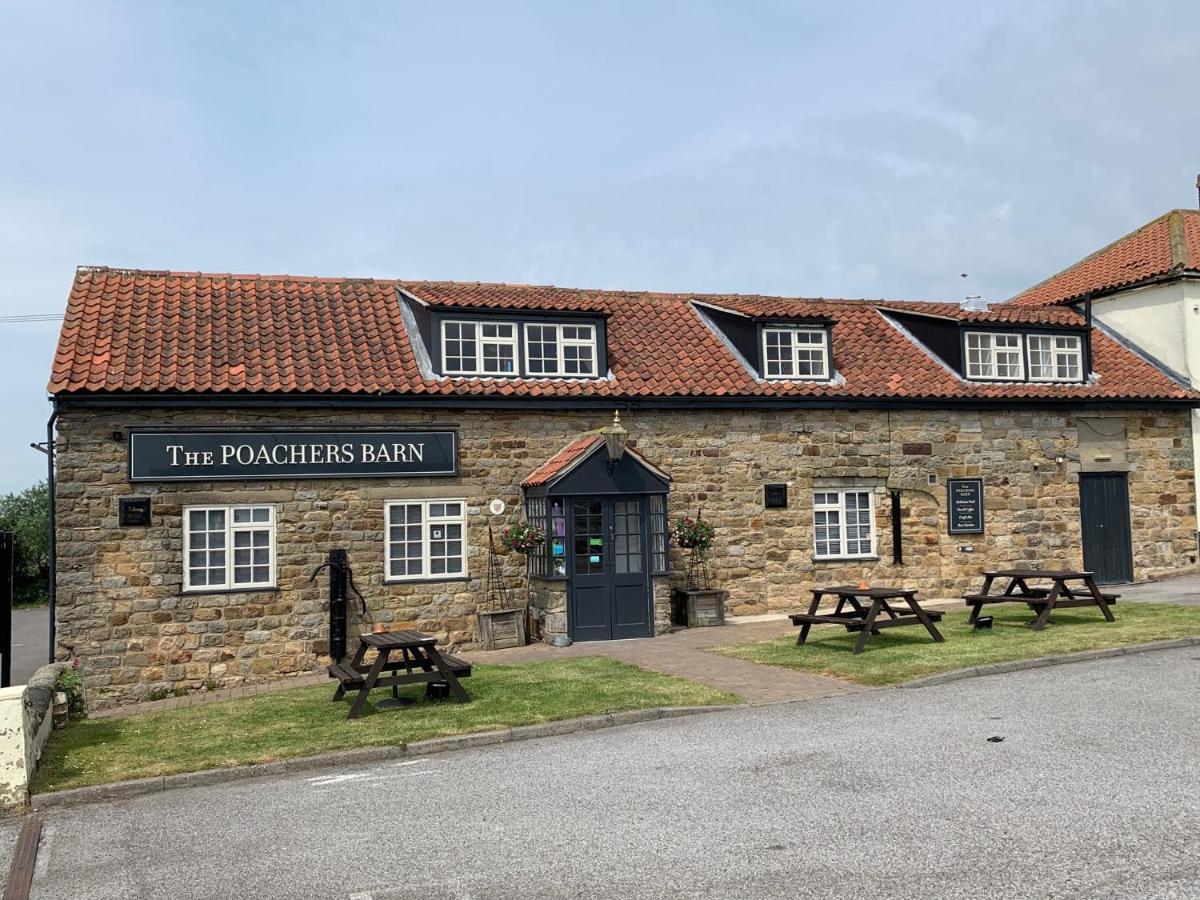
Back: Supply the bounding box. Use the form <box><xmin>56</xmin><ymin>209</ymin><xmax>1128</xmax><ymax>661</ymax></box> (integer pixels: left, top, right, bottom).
<box><xmin>524</xmin><ymin>323</ymin><xmax>597</xmax><ymax>376</ymax></box>
<box><xmin>762</xmin><ymin>327</ymin><xmax>829</xmax><ymax>380</ymax></box>
<box><xmin>385</xmin><ymin>499</ymin><xmax>468</xmax><ymax>581</ymax></box>
<box><xmin>441</xmin><ymin>321</ymin><xmax>517</xmax><ymax>376</ymax></box>
<box><xmin>812</xmin><ymin>491</ymin><xmax>875</xmax><ymax>559</ymax></box>
<box><xmin>1027</xmin><ymin>334</ymin><xmax>1083</xmax><ymax>382</ymax></box>
<box><xmin>184</xmin><ymin>505</ymin><xmax>275</xmax><ymax>591</ymax></box>
<box><xmin>965</xmin><ymin>332</ymin><xmax>1024</xmax><ymax>380</ymax></box>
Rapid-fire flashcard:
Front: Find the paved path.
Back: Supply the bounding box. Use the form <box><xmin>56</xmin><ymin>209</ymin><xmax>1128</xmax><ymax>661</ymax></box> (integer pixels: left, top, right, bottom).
<box><xmin>1120</xmin><ymin>572</ymin><xmax>1200</xmax><ymax>605</ymax></box>
<box><xmin>25</xmin><ymin>646</ymin><xmax>1200</xmax><ymax>899</ymax></box>
<box><xmin>465</xmin><ymin>617</ymin><xmax>860</xmax><ymax>703</ymax></box>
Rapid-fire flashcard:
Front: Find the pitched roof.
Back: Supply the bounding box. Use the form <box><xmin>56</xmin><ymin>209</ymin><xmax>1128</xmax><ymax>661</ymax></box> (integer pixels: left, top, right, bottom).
<box><xmin>521</xmin><ymin>434</ymin><xmax>602</xmax><ymax>487</ymax></box>
<box><xmin>47</xmin><ymin>266</ymin><xmax>1195</xmax><ymax>403</ymax></box>
<box><xmin>1008</xmin><ymin>209</ymin><xmax>1200</xmax><ymax>307</ymax></box>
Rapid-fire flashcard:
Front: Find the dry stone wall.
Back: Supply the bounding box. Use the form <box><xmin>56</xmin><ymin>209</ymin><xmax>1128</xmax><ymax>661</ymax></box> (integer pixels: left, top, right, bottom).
<box><xmin>53</xmin><ymin>405</ymin><xmax>1196</xmax><ymax>708</ymax></box>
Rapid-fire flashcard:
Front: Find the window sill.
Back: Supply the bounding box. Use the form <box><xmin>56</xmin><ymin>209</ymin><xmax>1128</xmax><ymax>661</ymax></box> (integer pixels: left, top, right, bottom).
<box><xmin>811</xmin><ymin>556</ymin><xmax>881</xmax><ymax>564</ymax></box>
<box><xmin>181</xmin><ymin>586</ymin><xmax>280</xmax><ymax>597</ymax></box>
<box><xmin>383</xmin><ymin>576</ymin><xmax>472</xmax><ymax>585</ymax></box>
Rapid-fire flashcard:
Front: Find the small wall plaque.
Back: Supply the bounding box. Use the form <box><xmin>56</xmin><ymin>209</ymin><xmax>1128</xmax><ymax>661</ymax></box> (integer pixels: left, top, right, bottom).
<box><xmin>764</xmin><ymin>483</ymin><xmax>788</xmax><ymax>509</ymax></box>
<box><xmin>118</xmin><ymin>496</ymin><xmax>152</xmax><ymax>527</ymax></box>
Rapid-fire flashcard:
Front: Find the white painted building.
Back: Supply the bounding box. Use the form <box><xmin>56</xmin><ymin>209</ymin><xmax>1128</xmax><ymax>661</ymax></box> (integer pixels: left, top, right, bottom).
<box><xmin>1008</xmin><ymin>208</ymin><xmax>1200</xmax><ymax>514</ymax></box>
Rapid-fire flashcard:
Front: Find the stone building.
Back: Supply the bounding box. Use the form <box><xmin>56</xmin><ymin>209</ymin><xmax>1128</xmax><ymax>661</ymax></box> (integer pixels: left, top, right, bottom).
<box><xmin>1008</xmin><ymin>208</ymin><xmax>1200</xmax><ymax>518</ymax></box>
<box><xmin>47</xmin><ymin>265</ymin><xmax>1198</xmax><ymax>708</ymax></box>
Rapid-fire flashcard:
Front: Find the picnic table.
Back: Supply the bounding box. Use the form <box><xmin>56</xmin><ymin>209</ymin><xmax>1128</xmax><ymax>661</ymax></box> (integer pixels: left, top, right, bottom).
<box><xmin>329</xmin><ymin>629</ymin><xmax>472</xmax><ymax>719</ymax></box>
<box><xmin>790</xmin><ymin>585</ymin><xmax>945</xmax><ymax>655</ymax></box>
<box><xmin>963</xmin><ymin>569</ymin><xmax>1118</xmax><ymax>631</ymax></box>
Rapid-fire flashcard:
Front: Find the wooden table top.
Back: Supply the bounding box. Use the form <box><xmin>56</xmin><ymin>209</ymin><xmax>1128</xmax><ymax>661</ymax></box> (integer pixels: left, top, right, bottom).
<box><xmin>984</xmin><ymin>569</ymin><xmax>1093</xmax><ymax>580</ymax></box>
<box><xmin>359</xmin><ymin>629</ymin><xmax>438</xmax><ymax>649</ymax></box>
<box><xmin>814</xmin><ymin>585</ymin><xmax>917</xmax><ymax>599</ymax></box>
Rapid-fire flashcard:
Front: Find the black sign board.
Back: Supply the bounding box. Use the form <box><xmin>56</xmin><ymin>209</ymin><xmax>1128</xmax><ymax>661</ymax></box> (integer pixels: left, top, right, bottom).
<box><xmin>947</xmin><ymin>477</ymin><xmax>984</xmax><ymax>534</ymax></box>
<box><xmin>118</xmin><ymin>497</ymin><xmax>152</xmax><ymax>526</ymax></box>
<box><xmin>764</xmin><ymin>483</ymin><xmax>788</xmax><ymax>509</ymax></box>
<box><xmin>128</xmin><ymin>430</ymin><xmax>458</xmax><ymax>482</ymax></box>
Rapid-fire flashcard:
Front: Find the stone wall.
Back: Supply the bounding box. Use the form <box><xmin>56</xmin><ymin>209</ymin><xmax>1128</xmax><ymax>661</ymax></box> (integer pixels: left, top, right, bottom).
<box><xmin>53</xmin><ymin>404</ymin><xmax>1197</xmax><ymax>708</ymax></box>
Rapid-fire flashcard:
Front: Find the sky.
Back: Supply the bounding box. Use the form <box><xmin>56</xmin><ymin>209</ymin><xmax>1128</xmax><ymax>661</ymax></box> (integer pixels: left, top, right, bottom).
<box><xmin>1</xmin><ymin>0</ymin><xmax>1198</xmax><ymax>492</ymax></box>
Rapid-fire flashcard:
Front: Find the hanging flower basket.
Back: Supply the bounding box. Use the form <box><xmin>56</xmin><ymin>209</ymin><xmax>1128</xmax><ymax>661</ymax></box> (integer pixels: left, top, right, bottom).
<box><xmin>499</xmin><ymin>522</ymin><xmax>545</xmax><ymax>554</ymax></box>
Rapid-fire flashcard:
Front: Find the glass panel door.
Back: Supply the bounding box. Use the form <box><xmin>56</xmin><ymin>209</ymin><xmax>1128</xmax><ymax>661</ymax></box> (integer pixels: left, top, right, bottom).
<box><xmin>613</xmin><ymin>499</ymin><xmax>643</xmax><ymax>574</ymax></box>
<box><xmin>572</xmin><ymin>500</ymin><xmax>604</xmax><ymax>575</ymax></box>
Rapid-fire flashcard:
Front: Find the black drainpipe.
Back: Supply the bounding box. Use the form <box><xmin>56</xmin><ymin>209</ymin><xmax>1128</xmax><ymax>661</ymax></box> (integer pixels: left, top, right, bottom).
<box><xmin>890</xmin><ymin>489</ymin><xmax>903</xmax><ymax>565</ymax></box>
<box><xmin>46</xmin><ymin>404</ymin><xmax>57</xmax><ymax>664</ymax></box>
<box><xmin>1083</xmin><ymin>291</ymin><xmax>1094</xmax><ymax>376</ymax></box>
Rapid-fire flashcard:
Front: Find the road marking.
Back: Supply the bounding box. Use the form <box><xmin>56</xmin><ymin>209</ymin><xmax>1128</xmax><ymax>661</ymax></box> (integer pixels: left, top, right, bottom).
<box><xmin>390</xmin><ymin>758</ymin><xmax>429</xmax><ymax>767</ymax></box>
<box><xmin>306</xmin><ymin>772</ymin><xmax>372</xmax><ymax>787</ymax></box>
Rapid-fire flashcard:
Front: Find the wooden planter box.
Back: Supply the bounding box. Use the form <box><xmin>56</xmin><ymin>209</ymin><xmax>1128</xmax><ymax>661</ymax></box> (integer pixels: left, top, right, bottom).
<box><xmin>476</xmin><ymin>608</ymin><xmax>528</xmax><ymax>650</ymax></box>
<box><xmin>670</xmin><ymin>589</ymin><xmax>727</xmax><ymax>628</ymax></box>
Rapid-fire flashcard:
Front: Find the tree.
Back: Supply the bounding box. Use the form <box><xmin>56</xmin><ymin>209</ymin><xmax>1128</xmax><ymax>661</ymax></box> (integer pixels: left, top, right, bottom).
<box><xmin>0</xmin><ymin>482</ymin><xmax>49</xmax><ymax>605</ymax></box>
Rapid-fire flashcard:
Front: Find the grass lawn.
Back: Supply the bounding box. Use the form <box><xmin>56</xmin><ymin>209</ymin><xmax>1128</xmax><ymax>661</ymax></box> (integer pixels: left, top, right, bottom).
<box><xmin>36</xmin><ymin>657</ymin><xmax>737</xmax><ymax>793</ymax></box>
<box><xmin>715</xmin><ymin>602</ymin><xmax>1200</xmax><ymax>686</ymax></box>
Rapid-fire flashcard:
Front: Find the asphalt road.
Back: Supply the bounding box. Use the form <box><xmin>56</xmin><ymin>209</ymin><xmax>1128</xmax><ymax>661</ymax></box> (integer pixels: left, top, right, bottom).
<box><xmin>10</xmin><ymin>605</ymin><xmax>49</xmax><ymax>685</ymax></box>
<box><xmin>23</xmin><ymin>647</ymin><xmax>1200</xmax><ymax>899</ymax></box>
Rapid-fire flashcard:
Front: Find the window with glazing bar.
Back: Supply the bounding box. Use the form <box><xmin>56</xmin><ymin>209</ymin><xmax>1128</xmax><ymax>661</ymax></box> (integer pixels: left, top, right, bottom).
<box><xmin>1027</xmin><ymin>334</ymin><xmax>1082</xmax><ymax>381</ymax></box>
<box><xmin>762</xmin><ymin>327</ymin><xmax>829</xmax><ymax>379</ymax></box>
<box><xmin>524</xmin><ymin>323</ymin><xmax>597</xmax><ymax>376</ymax></box>
<box><xmin>184</xmin><ymin>505</ymin><xmax>275</xmax><ymax>591</ymax></box>
<box><xmin>441</xmin><ymin>321</ymin><xmax>517</xmax><ymax>375</ymax></box>
<box><xmin>385</xmin><ymin>500</ymin><xmax>467</xmax><ymax>580</ymax></box>
<box><xmin>812</xmin><ymin>491</ymin><xmax>875</xmax><ymax>559</ymax></box>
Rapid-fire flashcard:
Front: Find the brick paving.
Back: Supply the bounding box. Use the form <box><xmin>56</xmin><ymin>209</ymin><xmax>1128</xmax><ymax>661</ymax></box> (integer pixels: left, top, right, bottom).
<box><xmin>462</xmin><ymin>617</ymin><xmax>863</xmax><ymax>704</ymax></box>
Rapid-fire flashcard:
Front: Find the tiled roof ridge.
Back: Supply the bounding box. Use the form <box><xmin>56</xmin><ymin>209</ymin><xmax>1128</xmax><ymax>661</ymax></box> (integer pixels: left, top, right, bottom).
<box><xmin>1008</xmin><ymin>208</ymin><xmax>1200</xmax><ymax>307</ymax></box>
<box><xmin>74</xmin><ymin>266</ymin><xmax>972</xmax><ymax>309</ymax></box>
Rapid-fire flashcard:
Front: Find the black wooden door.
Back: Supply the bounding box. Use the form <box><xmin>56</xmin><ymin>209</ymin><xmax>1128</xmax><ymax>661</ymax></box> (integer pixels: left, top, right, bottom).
<box><xmin>568</xmin><ymin>498</ymin><xmax>652</xmax><ymax>641</ymax></box>
<box><xmin>1079</xmin><ymin>473</ymin><xmax>1134</xmax><ymax>584</ymax></box>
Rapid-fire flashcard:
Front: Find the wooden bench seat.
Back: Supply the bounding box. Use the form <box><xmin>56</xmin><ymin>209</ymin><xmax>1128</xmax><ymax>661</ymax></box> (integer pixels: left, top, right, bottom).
<box><xmin>328</xmin><ymin>652</ymin><xmax>472</xmax><ymax>686</ymax></box>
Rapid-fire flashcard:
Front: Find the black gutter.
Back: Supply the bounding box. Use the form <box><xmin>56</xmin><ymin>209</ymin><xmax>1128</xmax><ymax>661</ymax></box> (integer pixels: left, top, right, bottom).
<box><xmin>46</xmin><ymin>404</ymin><xmax>57</xmax><ymax>664</ymax></box>
<box><xmin>52</xmin><ymin>393</ymin><xmax>1200</xmax><ymax>411</ymax></box>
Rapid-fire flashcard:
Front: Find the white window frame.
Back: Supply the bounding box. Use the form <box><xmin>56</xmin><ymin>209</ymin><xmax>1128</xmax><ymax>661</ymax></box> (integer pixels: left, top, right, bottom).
<box><xmin>965</xmin><ymin>332</ymin><xmax>1025</xmax><ymax>381</ymax></box>
<box><xmin>440</xmin><ymin>320</ymin><xmax>518</xmax><ymax>376</ymax></box>
<box><xmin>384</xmin><ymin>499</ymin><xmax>469</xmax><ymax>582</ymax></box>
<box><xmin>1027</xmin><ymin>334</ymin><xmax>1083</xmax><ymax>382</ymax></box>
<box><xmin>762</xmin><ymin>326</ymin><xmax>829</xmax><ymax>380</ymax></box>
<box><xmin>183</xmin><ymin>504</ymin><xmax>276</xmax><ymax>592</ymax></box>
<box><xmin>812</xmin><ymin>490</ymin><xmax>876</xmax><ymax>560</ymax></box>
<box><xmin>522</xmin><ymin>323</ymin><xmax>598</xmax><ymax>377</ymax></box>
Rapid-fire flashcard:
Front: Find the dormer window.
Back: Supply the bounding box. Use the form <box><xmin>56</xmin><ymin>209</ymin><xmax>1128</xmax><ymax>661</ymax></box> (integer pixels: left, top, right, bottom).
<box><xmin>762</xmin><ymin>326</ymin><xmax>829</xmax><ymax>380</ymax></box>
<box><xmin>962</xmin><ymin>330</ymin><xmax>1085</xmax><ymax>383</ymax></box>
<box><xmin>965</xmin><ymin>332</ymin><xmax>1023</xmax><ymax>380</ymax></box>
<box><xmin>525</xmin><ymin>323</ymin><xmax>597</xmax><ymax>376</ymax></box>
<box><xmin>421</xmin><ymin>309</ymin><xmax>607</xmax><ymax>379</ymax></box>
<box><xmin>442</xmin><ymin>321</ymin><xmax>517</xmax><ymax>375</ymax></box>
<box><xmin>1027</xmin><ymin>334</ymin><xmax>1082</xmax><ymax>381</ymax></box>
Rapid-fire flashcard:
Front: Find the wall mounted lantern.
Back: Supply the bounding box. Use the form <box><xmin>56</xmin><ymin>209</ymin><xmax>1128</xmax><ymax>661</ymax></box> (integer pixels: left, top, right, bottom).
<box><xmin>602</xmin><ymin>411</ymin><xmax>629</xmax><ymax>470</ymax></box>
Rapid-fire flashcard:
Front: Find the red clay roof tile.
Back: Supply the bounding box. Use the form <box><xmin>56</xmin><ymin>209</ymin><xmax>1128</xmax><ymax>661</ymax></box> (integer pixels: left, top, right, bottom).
<box><xmin>1008</xmin><ymin>209</ymin><xmax>1200</xmax><ymax>307</ymax></box>
<box><xmin>47</xmin><ymin>266</ymin><xmax>1195</xmax><ymax>403</ymax></box>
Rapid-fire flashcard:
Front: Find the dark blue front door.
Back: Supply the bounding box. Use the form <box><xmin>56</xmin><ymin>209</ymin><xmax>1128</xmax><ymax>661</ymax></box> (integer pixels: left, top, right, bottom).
<box><xmin>568</xmin><ymin>498</ymin><xmax>652</xmax><ymax>641</ymax></box>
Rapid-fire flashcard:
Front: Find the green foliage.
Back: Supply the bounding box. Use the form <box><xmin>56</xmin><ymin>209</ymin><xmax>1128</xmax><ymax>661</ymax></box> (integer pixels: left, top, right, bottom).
<box><xmin>670</xmin><ymin>513</ymin><xmax>715</xmax><ymax>554</ymax></box>
<box><xmin>0</xmin><ymin>481</ymin><xmax>49</xmax><ymax>605</ymax></box>
<box><xmin>35</xmin><ymin>658</ymin><xmax>738</xmax><ymax>792</ymax></box>
<box><xmin>55</xmin><ymin>660</ymin><xmax>86</xmax><ymax>719</ymax></box>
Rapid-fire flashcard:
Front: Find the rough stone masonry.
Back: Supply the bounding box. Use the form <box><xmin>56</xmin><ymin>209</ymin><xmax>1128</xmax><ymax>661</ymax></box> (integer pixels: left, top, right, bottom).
<box><xmin>53</xmin><ymin>404</ymin><xmax>1196</xmax><ymax>709</ymax></box>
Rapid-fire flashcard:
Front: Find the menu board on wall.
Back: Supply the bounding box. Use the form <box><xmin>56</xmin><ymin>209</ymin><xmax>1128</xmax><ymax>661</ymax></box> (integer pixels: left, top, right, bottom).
<box><xmin>947</xmin><ymin>477</ymin><xmax>984</xmax><ymax>534</ymax></box>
